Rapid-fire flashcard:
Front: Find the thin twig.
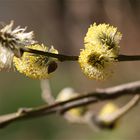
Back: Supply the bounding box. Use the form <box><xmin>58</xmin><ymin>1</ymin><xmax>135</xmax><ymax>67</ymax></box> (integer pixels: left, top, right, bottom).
<box><xmin>118</xmin><ymin>55</ymin><xmax>140</xmax><ymax>62</ymax></box>
<box><xmin>111</xmin><ymin>94</ymin><xmax>140</xmax><ymax>121</ymax></box>
<box><xmin>20</xmin><ymin>47</ymin><xmax>78</xmax><ymax>62</ymax></box>
<box><xmin>20</xmin><ymin>47</ymin><xmax>140</xmax><ymax>62</ymax></box>
<box><xmin>87</xmin><ymin>94</ymin><xmax>140</xmax><ymax>129</ymax></box>
<box><xmin>97</xmin><ymin>94</ymin><xmax>140</xmax><ymax>124</ymax></box>
<box><xmin>40</xmin><ymin>79</ymin><xmax>55</xmax><ymax>104</ymax></box>
<box><xmin>0</xmin><ymin>81</ymin><xmax>140</xmax><ymax>128</ymax></box>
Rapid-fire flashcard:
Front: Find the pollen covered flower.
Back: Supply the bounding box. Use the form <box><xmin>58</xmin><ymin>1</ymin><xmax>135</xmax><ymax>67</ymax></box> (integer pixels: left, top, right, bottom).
<box><xmin>0</xmin><ymin>21</ymin><xmax>36</xmax><ymax>71</ymax></box>
<box><xmin>0</xmin><ymin>46</ymin><xmax>14</xmax><ymax>71</ymax></box>
<box><xmin>79</xmin><ymin>46</ymin><xmax>116</xmax><ymax>80</ymax></box>
<box><xmin>84</xmin><ymin>23</ymin><xmax>122</xmax><ymax>56</ymax></box>
<box><xmin>0</xmin><ymin>21</ymin><xmax>35</xmax><ymax>50</ymax></box>
<box><xmin>79</xmin><ymin>23</ymin><xmax>122</xmax><ymax>80</ymax></box>
<box><xmin>13</xmin><ymin>44</ymin><xmax>58</xmax><ymax>79</ymax></box>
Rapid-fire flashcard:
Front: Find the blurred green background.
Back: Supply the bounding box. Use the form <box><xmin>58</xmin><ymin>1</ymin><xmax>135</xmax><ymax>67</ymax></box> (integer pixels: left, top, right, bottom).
<box><xmin>0</xmin><ymin>0</ymin><xmax>140</xmax><ymax>139</ymax></box>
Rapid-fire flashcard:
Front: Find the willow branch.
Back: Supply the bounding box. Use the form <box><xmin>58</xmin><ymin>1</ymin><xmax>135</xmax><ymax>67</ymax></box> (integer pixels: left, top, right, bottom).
<box><xmin>20</xmin><ymin>47</ymin><xmax>78</xmax><ymax>62</ymax></box>
<box><xmin>0</xmin><ymin>81</ymin><xmax>140</xmax><ymax>128</ymax></box>
<box><xmin>117</xmin><ymin>55</ymin><xmax>140</xmax><ymax>62</ymax></box>
<box><xmin>20</xmin><ymin>47</ymin><xmax>140</xmax><ymax>62</ymax></box>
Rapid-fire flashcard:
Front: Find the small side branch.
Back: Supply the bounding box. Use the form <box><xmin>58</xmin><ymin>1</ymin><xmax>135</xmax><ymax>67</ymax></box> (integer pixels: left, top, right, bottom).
<box><xmin>97</xmin><ymin>94</ymin><xmax>140</xmax><ymax>125</ymax></box>
<box><xmin>40</xmin><ymin>79</ymin><xmax>55</xmax><ymax>104</ymax></box>
<box><xmin>0</xmin><ymin>81</ymin><xmax>140</xmax><ymax>128</ymax></box>
<box><xmin>112</xmin><ymin>94</ymin><xmax>140</xmax><ymax>121</ymax></box>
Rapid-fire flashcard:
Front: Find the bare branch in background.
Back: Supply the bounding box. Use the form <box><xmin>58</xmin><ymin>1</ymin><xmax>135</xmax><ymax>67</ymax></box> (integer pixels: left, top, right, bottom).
<box><xmin>109</xmin><ymin>94</ymin><xmax>140</xmax><ymax>121</ymax></box>
<box><xmin>0</xmin><ymin>81</ymin><xmax>140</xmax><ymax>129</ymax></box>
<box><xmin>94</xmin><ymin>94</ymin><xmax>140</xmax><ymax>129</ymax></box>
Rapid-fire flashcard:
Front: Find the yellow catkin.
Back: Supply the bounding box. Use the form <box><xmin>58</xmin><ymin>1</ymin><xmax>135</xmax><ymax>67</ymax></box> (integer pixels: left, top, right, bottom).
<box><xmin>78</xmin><ymin>23</ymin><xmax>122</xmax><ymax>80</ymax></box>
<box><xmin>97</xmin><ymin>102</ymin><xmax>119</xmax><ymax>127</ymax></box>
<box><xmin>84</xmin><ymin>23</ymin><xmax>122</xmax><ymax>56</ymax></box>
<box><xmin>56</xmin><ymin>88</ymin><xmax>86</xmax><ymax>117</ymax></box>
<box><xmin>13</xmin><ymin>44</ymin><xmax>58</xmax><ymax>79</ymax></box>
<box><xmin>79</xmin><ymin>46</ymin><xmax>115</xmax><ymax>80</ymax></box>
